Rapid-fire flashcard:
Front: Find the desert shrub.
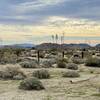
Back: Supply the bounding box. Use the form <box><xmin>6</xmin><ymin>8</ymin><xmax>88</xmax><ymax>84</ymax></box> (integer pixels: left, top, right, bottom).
<box><xmin>59</xmin><ymin>58</ymin><xmax>68</xmax><ymax>63</ymax></box>
<box><xmin>49</xmin><ymin>59</ymin><xmax>57</xmax><ymax>65</ymax></box>
<box><xmin>63</xmin><ymin>71</ymin><xmax>80</xmax><ymax>78</ymax></box>
<box><xmin>57</xmin><ymin>58</ymin><xmax>68</xmax><ymax>68</ymax></box>
<box><xmin>73</xmin><ymin>54</ymin><xmax>80</xmax><ymax>58</ymax></box>
<box><xmin>92</xmin><ymin>93</ymin><xmax>100</xmax><ymax>97</ymax></box>
<box><xmin>13</xmin><ymin>73</ymin><xmax>26</xmax><ymax>80</ymax></box>
<box><xmin>20</xmin><ymin>61</ymin><xmax>38</xmax><ymax>68</ymax></box>
<box><xmin>45</xmin><ymin>54</ymin><xmax>56</xmax><ymax>59</ymax></box>
<box><xmin>41</xmin><ymin>59</ymin><xmax>56</xmax><ymax>68</ymax></box>
<box><xmin>17</xmin><ymin>57</ymin><xmax>32</xmax><ymax>63</ymax></box>
<box><xmin>19</xmin><ymin>77</ymin><xmax>44</xmax><ymax>90</ymax></box>
<box><xmin>33</xmin><ymin>69</ymin><xmax>50</xmax><ymax>79</ymax></box>
<box><xmin>0</xmin><ymin>65</ymin><xmax>26</xmax><ymax>80</ymax></box>
<box><xmin>72</xmin><ymin>58</ymin><xmax>85</xmax><ymax>64</ymax></box>
<box><xmin>65</xmin><ymin>51</ymin><xmax>73</xmax><ymax>56</ymax></box>
<box><xmin>96</xmin><ymin>53</ymin><xmax>100</xmax><ymax>57</ymax></box>
<box><xmin>0</xmin><ymin>52</ymin><xmax>18</xmax><ymax>64</ymax></box>
<box><xmin>66</xmin><ymin>63</ymin><xmax>78</xmax><ymax>70</ymax></box>
<box><xmin>85</xmin><ymin>57</ymin><xmax>100</xmax><ymax>67</ymax></box>
<box><xmin>41</xmin><ymin>61</ymin><xmax>52</xmax><ymax>68</ymax></box>
<box><xmin>92</xmin><ymin>52</ymin><xmax>95</xmax><ymax>55</ymax></box>
<box><xmin>83</xmin><ymin>51</ymin><xmax>93</xmax><ymax>58</ymax></box>
<box><xmin>50</xmin><ymin>51</ymin><xmax>58</xmax><ymax>55</ymax></box>
<box><xmin>39</xmin><ymin>52</ymin><xmax>45</xmax><ymax>58</ymax></box>
<box><xmin>57</xmin><ymin>61</ymin><xmax>67</xmax><ymax>68</ymax></box>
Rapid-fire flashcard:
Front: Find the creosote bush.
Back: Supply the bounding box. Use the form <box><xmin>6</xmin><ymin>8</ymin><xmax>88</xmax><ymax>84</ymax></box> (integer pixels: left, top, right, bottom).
<box><xmin>41</xmin><ymin>60</ymin><xmax>53</xmax><ymax>68</ymax></box>
<box><xmin>0</xmin><ymin>52</ymin><xmax>18</xmax><ymax>64</ymax></box>
<box><xmin>59</xmin><ymin>58</ymin><xmax>68</xmax><ymax>63</ymax></box>
<box><xmin>20</xmin><ymin>61</ymin><xmax>38</xmax><ymax>68</ymax></box>
<box><xmin>39</xmin><ymin>52</ymin><xmax>45</xmax><ymax>58</ymax></box>
<box><xmin>72</xmin><ymin>58</ymin><xmax>85</xmax><ymax>64</ymax></box>
<box><xmin>57</xmin><ymin>61</ymin><xmax>67</xmax><ymax>68</ymax></box>
<box><xmin>0</xmin><ymin>65</ymin><xmax>26</xmax><ymax>80</ymax></box>
<box><xmin>63</xmin><ymin>71</ymin><xmax>80</xmax><ymax>78</ymax></box>
<box><xmin>0</xmin><ymin>48</ymin><xmax>24</xmax><ymax>64</ymax></box>
<box><xmin>85</xmin><ymin>57</ymin><xmax>100</xmax><ymax>67</ymax></box>
<box><xmin>19</xmin><ymin>77</ymin><xmax>45</xmax><ymax>90</ymax></box>
<box><xmin>41</xmin><ymin>59</ymin><xmax>56</xmax><ymax>68</ymax></box>
<box><xmin>57</xmin><ymin>58</ymin><xmax>68</xmax><ymax>68</ymax></box>
<box><xmin>33</xmin><ymin>69</ymin><xmax>50</xmax><ymax>79</ymax></box>
<box><xmin>66</xmin><ymin>63</ymin><xmax>78</xmax><ymax>70</ymax></box>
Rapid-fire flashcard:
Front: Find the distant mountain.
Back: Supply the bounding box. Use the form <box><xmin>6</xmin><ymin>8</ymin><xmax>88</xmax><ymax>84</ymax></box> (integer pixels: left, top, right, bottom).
<box><xmin>36</xmin><ymin>43</ymin><xmax>91</xmax><ymax>50</ymax></box>
<box><xmin>62</xmin><ymin>43</ymin><xmax>91</xmax><ymax>48</ymax></box>
<box><xmin>0</xmin><ymin>43</ymin><xmax>93</xmax><ymax>49</ymax></box>
<box><xmin>13</xmin><ymin>43</ymin><xmax>35</xmax><ymax>48</ymax></box>
<box><xmin>96</xmin><ymin>44</ymin><xmax>100</xmax><ymax>48</ymax></box>
<box><xmin>36</xmin><ymin>43</ymin><xmax>60</xmax><ymax>50</ymax></box>
<box><xmin>0</xmin><ymin>43</ymin><xmax>35</xmax><ymax>48</ymax></box>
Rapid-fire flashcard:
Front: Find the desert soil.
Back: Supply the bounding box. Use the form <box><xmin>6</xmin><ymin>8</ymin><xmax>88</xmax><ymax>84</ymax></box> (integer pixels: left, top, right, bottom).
<box><xmin>0</xmin><ymin>64</ymin><xmax>100</xmax><ymax>100</ymax></box>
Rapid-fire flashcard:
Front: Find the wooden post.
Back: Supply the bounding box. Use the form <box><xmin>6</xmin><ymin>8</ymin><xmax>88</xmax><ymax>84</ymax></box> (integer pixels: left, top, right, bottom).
<box><xmin>62</xmin><ymin>51</ymin><xmax>64</xmax><ymax>58</ymax></box>
<box><xmin>82</xmin><ymin>51</ymin><xmax>84</xmax><ymax>59</ymax></box>
<box><xmin>82</xmin><ymin>48</ymin><xmax>85</xmax><ymax>59</ymax></box>
<box><xmin>37</xmin><ymin>50</ymin><xmax>40</xmax><ymax>64</ymax></box>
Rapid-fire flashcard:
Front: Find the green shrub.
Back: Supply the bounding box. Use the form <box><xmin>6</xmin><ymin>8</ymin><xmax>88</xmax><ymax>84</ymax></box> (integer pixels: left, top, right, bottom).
<box><xmin>0</xmin><ymin>65</ymin><xmax>26</xmax><ymax>80</ymax></box>
<box><xmin>20</xmin><ymin>61</ymin><xmax>38</xmax><ymax>68</ymax></box>
<box><xmin>92</xmin><ymin>93</ymin><xmax>100</xmax><ymax>97</ymax></box>
<box><xmin>0</xmin><ymin>52</ymin><xmax>18</xmax><ymax>64</ymax></box>
<box><xmin>66</xmin><ymin>63</ymin><xmax>78</xmax><ymax>70</ymax></box>
<box><xmin>85</xmin><ymin>57</ymin><xmax>100</xmax><ymax>67</ymax></box>
<box><xmin>33</xmin><ymin>69</ymin><xmax>50</xmax><ymax>79</ymax></box>
<box><xmin>59</xmin><ymin>58</ymin><xmax>68</xmax><ymax>63</ymax></box>
<box><xmin>39</xmin><ymin>52</ymin><xmax>45</xmax><ymax>58</ymax></box>
<box><xmin>57</xmin><ymin>61</ymin><xmax>67</xmax><ymax>68</ymax></box>
<box><xmin>57</xmin><ymin>62</ymin><xmax>66</xmax><ymax>68</ymax></box>
<box><xmin>57</xmin><ymin>58</ymin><xmax>68</xmax><ymax>68</ymax></box>
<box><xmin>45</xmin><ymin>54</ymin><xmax>56</xmax><ymax>59</ymax></box>
<box><xmin>51</xmin><ymin>51</ymin><xmax>58</xmax><ymax>55</ymax></box>
<box><xmin>72</xmin><ymin>58</ymin><xmax>85</xmax><ymax>64</ymax></box>
<box><xmin>96</xmin><ymin>53</ymin><xmax>100</xmax><ymax>57</ymax></box>
<box><xmin>41</xmin><ymin>60</ymin><xmax>52</xmax><ymax>68</ymax></box>
<box><xmin>19</xmin><ymin>77</ymin><xmax>44</xmax><ymax>90</ymax></box>
<box><xmin>41</xmin><ymin>59</ymin><xmax>56</xmax><ymax>68</ymax></box>
<box><xmin>63</xmin><ymin>71</ymin><xmax>80</xmax><ymax>78</ymax></box>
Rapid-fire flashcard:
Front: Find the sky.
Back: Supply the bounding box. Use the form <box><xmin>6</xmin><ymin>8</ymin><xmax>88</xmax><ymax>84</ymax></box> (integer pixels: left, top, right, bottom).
<box><xmin>0</xmin><ymin>0</ymin><xmax>100</xmax><ymax>45</ymax></box>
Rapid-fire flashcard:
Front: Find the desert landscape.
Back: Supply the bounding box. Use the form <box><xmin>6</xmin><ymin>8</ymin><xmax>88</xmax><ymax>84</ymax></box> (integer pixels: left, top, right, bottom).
<box><xmin>0</xmin><ymin>44</ymin><xmax>100</xmax><ymax>100</ymax></box>
<box><xmin>0</xmin><ymin>0</ymin><xmax>100</xmax><ymax>100</ymax></box>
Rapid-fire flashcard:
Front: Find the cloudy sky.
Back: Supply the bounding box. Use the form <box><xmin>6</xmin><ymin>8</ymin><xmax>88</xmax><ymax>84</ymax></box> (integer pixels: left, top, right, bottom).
<box><xmin>0</xmin><ymin>0</ymin><xmax>100</xmax><ymax>45</ymax></box>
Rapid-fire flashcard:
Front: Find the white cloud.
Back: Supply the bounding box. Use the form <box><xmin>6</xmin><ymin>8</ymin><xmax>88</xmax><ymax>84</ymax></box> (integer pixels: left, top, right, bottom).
<box><xmin>0</xmin><ymin>16</ymin><xmax>100</xmax><ymax>45</ymax></box>
<box><xmin>43</xmin><ymin>16</ymin><xmax>100</xmax><ymax>27</ymax></box>
<box><xmin>12</xmin><ymin>0</ymin><xmax>66</xmax><ymax>14</ymax></box>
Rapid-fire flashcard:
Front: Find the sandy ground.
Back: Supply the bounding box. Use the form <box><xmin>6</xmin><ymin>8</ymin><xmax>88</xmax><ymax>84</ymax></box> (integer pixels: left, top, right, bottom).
<box><xmin>0</xmin><ymin>64</ymin><xmax>100</xmax><ymax>100</ymax></box>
